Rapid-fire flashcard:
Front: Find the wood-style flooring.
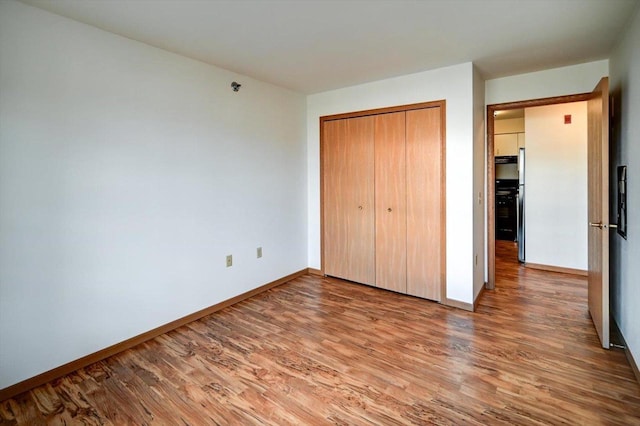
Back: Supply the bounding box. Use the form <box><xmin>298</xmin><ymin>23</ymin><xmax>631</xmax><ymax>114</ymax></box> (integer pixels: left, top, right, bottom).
<box><xmin>2</xmin><ymin>243</ymin><xmax>639</xmax><ymax>424</ymax></box>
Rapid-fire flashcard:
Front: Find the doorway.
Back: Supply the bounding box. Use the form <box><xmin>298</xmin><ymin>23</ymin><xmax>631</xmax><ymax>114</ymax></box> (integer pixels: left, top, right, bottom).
<box><xmin>486</xmin><ymin>93</ymin><xmax>592</xmax><ymax>289</ymax></box>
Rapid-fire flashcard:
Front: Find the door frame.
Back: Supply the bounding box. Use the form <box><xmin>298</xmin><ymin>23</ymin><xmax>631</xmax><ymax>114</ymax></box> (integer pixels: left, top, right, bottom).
<box><xmin>486</xmin><ymin>93</ymin><xmax>591</xmax><ymax>289</ymax></box>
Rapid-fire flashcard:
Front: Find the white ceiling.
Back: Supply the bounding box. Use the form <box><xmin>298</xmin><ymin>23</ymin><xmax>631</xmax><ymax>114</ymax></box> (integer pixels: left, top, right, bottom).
<box><xmin>21</xmin><ymin>0</ymin><xmax>639</xmax><ymax>94</ymax></box>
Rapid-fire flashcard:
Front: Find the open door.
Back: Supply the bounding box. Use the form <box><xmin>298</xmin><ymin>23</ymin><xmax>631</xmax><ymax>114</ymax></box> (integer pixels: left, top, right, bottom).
<box><xmin>587</xmin><ymin>77</ymin><xmax>610</xmax><ymax>349</ymax></box>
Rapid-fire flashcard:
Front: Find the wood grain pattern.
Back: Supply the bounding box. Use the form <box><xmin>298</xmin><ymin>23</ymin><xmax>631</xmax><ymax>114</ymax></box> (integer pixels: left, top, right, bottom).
<box><xmin>613</xmin><ymin>318</ymin><xmax>640</xmax><ymax>385</ymax></box>
<box><xmin>307</xmin><ymin>268</ymin><xmax>323</xmax><ymax>276</ymax></box>
<box><xmin>0</xmin><ymin>268</ymin><xmax>309</xmax><ymax>402</ymax></box>
<box><xmin>525</xmin><ymin>262</ymin><xmax>588</xmax><ymax>276</ymax></box>
<box><xmin>587</xmin><ymin>77</ymin><xmax>610</xmax><ymax>349</ymax></box>
<box><xmin>374</xmin><ymin>111</ymin><xmax>407</xmax><ymax>293</ymax></box>
<box><xmin>322</xmin><ymin>102</ymin><xmax>446</xmax><ymax>301</ymax></box>
<box><xmin>321</xmin><ymin>100</ymin><xmax>446</xmax><ymax>122</ymax></box>
<box><xmin>323</xmin><ymin>117</ymin><xmax>375</xmax><ymax>285</ymax></box>
<box><xmin>406</xmin><ymin>106</ymin><xmax>443</xmax><ymax>301</ymax></box>
<box><xmin>3</xmin><ymin>247</ymin><xmax>639</xmax><ymax>425</ymax></box>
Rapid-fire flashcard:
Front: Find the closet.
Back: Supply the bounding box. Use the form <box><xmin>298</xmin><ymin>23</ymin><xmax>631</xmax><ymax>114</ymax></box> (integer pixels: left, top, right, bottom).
<box><xmin>321</xmin><ymin>101</ymin><xmax>445</xmax><ymax>302</ymax></box>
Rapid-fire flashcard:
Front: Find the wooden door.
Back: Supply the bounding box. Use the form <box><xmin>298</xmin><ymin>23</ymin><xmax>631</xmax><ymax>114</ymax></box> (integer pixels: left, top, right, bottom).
<box><xmin>374</xmin><ymin>112</ymin><xmax>407</xmax><ymax>293</ymax></box>
<box><xmin>405</xmin><ymin>107</ymin><xmax>444</xmax><ymax>301</ymax></box>
<box><xmin>587</xmin><ymin>77</ymin><xmax>610</xmax><ymax>349</ymax></box>
<box><xmin>323</xmin><ymin>116</ymin><xmax>375</xmax><ymax>285</ymax></box>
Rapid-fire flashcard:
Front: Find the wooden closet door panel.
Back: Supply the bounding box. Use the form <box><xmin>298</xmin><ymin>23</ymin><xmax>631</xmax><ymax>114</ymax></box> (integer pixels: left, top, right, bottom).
<box><xmin>375</xmin><ymin>112</ymin><xmax>407</xmax><ymax>293</ymax></box>
<box><xmin>323</xmin><ymin>119</ymin><xmax>346</xmax><ymax>279</ymax></box>
<box><xmin>346</xmin><ymin>116</ymin><xmax>376</xmax><ymax>285</ymax></box>
<box><xmin>406</xmin><ymin>107</ymin><xmax>444</xmax><ymax>301</ymax></box>
<box><xmin>323</xmin><ymin>116</ymin><xmax>375</xmax><ymax>285</ymax></box>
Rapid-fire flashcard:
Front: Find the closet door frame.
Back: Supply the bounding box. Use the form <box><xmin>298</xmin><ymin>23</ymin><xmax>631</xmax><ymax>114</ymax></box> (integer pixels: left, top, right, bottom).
<box><xmin>320</xmin><ymin>100</ymin><xmax>447</xmax><ymax>301</ymax></box>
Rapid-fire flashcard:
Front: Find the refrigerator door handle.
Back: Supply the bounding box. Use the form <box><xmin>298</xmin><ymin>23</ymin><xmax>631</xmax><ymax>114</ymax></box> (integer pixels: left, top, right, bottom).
<box><xmin>517</xmin><ymin>187</ymin><xmax>525</xmax><ymax>262</ymax></box>
<box><xmin>517</xmin><ymin>147</ymin><xmax>525</xmax><ymax>263</ymax></box>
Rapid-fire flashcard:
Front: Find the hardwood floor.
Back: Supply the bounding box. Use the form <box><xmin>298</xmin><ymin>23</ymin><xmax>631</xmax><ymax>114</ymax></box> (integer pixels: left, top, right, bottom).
<box><xmin>2</xmin><ymin>249</ymin><xmax>639</xmax><ymax>425</ymax></box>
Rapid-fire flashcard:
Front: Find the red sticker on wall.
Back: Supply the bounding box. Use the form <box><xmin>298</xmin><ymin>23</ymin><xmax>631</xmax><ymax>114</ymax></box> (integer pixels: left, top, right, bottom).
<box><xmin>564</xmin><ymin>114</ymin><xmax>572</xmax><ymax>124</ymax></box>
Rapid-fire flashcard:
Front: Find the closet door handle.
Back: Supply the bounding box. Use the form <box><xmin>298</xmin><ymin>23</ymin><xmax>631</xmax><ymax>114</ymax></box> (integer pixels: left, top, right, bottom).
<box><xmin>358</xmin><ymin>205</ymin><xmax>363</xmax><ymax>210</ymax></box>
<box><xmin>387</xmin><ymin>208</ymin><xmax>392</xmax><ymax>212</ymax></box>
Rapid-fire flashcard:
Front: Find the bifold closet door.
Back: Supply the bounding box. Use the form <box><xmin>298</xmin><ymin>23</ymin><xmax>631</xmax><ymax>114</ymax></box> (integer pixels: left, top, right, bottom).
<box><xmin>406</xmin><ymin>107</ymin><xmax>443</xmax><ymax>301</ymax></box>
<box><xmin>374</xmin><ymin>112</ymin><xmax>407</xmax><ymax>293</ymax></box>
<box><xmin>323</xmin><ymin>116</ymin><xmax>375</xmax><ymax>285</ymax></box>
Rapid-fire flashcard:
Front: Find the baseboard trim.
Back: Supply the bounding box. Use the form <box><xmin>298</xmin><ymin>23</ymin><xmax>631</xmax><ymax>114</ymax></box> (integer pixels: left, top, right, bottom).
<box><xmin>524</xmin><ymin>262</ymin><xmax>588</xmax><ymax>276</ymax></box>
<box><xmin>612</xmin><ymin>319</ymin><xmax>640</xmax><ymax>385</ymax></box>
<box><xmin>473</xmin><ymin>283</ymin><xmax>487</xmax><ymax>311</ymax></box>
<box><xmin>307</xmin><ymin>268</ymin><xmax>323</xmax><ymax>276</ymax></box>
<box><xmin>0</xmin><ymin>268</ymin><xmax>308</xmax><ymax>402</ymax></box>
<box><xmin>443</xmin><ymin>297</ymin><xmax>474</xmax><ymax>312</ymax></box>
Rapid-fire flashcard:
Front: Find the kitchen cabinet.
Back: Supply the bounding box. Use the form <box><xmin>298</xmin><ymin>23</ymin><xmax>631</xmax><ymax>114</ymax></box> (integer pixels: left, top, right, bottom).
<box><xmin>495</xmin><ymin>132</ymin><xmax>525</xmax><ymax>156</ymax></box>
<box><xmin>322</xmin><ymin>103</ymin><xmax>445</xmax><ymax>301</ymax></box>
<box><xmin>495</xmin><ymin>133</ymin><xmax>518</xmax><ymax>156</ymax></box>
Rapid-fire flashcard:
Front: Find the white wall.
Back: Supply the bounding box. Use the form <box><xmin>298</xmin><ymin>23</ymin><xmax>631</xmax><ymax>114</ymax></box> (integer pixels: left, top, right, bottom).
<box><xmin>610</xmin><ymin>4</ymin><xmax>640</xmax><ymax>373</ymax></box>
<box><xmin>486</xmin><ymin>60</ymin><xmax>609</xmax><ymax>105</ymax></box>
<box><xmin>0</xmin><ymin>0</ymin><xmax>307</xmax><ymax>390</ymax></box>
<box><xmin>307</xmin><ymin>63</ymin><xmax>476</xmax><ymax>304</ymax></box>
<box><xmin>473</xmin><ymin>65</ymin><xmax>486</xmax><ymax>300</ymax></box>
<box><xmin>524</xmin><ymin>102</ymin><xmax>588</xmax><ymax>270</ymax></box>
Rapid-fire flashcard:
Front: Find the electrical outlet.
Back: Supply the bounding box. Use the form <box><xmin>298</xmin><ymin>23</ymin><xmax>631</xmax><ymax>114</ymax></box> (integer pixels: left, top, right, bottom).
<box><xmin>226</xmin><ymin>255</ymin><xmax>232</xmax><ymax>267</ymax></box>
<box><xmin>257</xmin><ymin>247</ymin><xmax>262</xmax><ymax>258</ymax></box>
